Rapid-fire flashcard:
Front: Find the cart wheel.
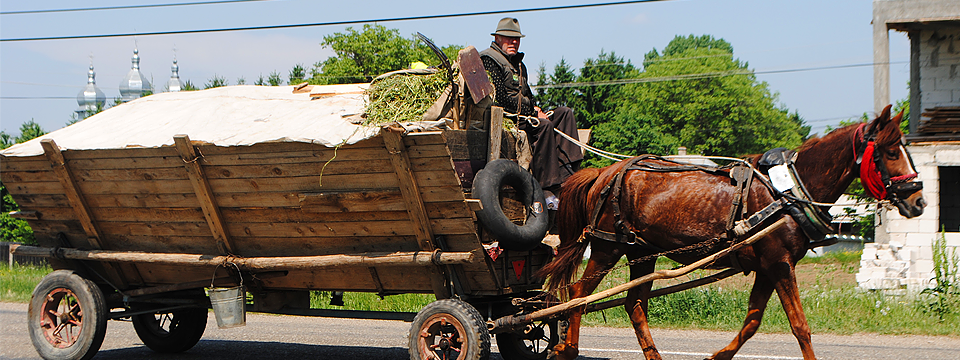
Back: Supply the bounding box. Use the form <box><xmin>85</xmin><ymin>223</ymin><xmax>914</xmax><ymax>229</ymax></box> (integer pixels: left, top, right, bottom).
<box><xmin>495</xmin><ymin>319</ymin><xmax>559</xmax><ymax>360</ymax></box>
<box><xmin>132</xmin><ymin>307</ymin><xmax>208</xmax><ymax>353</ymax></box>
<box><xmin>409</xmin><ymin>299</ymin><xmax>490</xmax><ymax>360</ymax></box>
<box><xmin>28</xmin><ymin>270</ymin><xmax>108</xmax><ymax>360</ymax></box>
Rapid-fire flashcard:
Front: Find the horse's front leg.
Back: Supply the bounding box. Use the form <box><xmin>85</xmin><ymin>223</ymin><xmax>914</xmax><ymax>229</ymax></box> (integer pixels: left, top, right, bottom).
<box><xmin>708</xmin><ymin>272</ymin><xmax>775</xmax><ymax>360</ymax></box>
<box><xmin>624</xmin><ymin>260</ymin><xmax>659</xmax><ymax>359</ymax></box>
<box><xmin>553</xmin><ymin>253</ymin><xmax>620</xmax><ymax>360</ymax></box>
<box><xmin>770</xmin><ymin>262</ymin><xmax>816</xmax><ymax>360</ymax></box>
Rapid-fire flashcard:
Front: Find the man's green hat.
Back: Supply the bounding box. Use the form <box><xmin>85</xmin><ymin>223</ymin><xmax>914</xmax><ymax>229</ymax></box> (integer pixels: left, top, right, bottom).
<box><xmin>491</xmin><ymin>17</ymin><xmax>525</xmax><ymax>38</ymax></box>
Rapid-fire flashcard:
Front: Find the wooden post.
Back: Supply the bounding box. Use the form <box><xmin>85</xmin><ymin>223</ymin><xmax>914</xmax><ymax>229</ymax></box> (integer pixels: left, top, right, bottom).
<box><xmin>40</xmin><ymin>139</ymin><xmax>128</xmax><ymax>286</ymax></box>
<box><xmin>174</xmin><ymin>135</ymin><xmax>235</xmax><ymax>255</ymax></box>
<box><xmin>381</xmin><ymin>128</ymin><xmax>451</xmax><ymax>298</ymax></box>
<box><xmin>488</xmin><ymin>106</ymin><xmax>504</xmax><ymax>163</ymax></box>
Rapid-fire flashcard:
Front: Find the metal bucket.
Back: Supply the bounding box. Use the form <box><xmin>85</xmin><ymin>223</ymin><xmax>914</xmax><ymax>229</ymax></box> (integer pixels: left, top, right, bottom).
<box><xmin>209</xmin><ymin>286</ymin><xmax>246</xmax><ymax>328</ymax></box>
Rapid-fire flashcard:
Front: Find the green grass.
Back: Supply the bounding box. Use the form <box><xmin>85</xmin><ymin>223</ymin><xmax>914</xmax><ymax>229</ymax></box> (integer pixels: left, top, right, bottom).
<box><xmin>0</xmin><ymin>262</ymin><xmax>50</xmax><ymax>303</ymax></box>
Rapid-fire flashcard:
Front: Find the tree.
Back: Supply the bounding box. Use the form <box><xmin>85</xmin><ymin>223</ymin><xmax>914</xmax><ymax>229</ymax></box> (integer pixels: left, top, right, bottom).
<box><xmin>0</xmin><ymin>131</ymin><xmax>11</xmax><ymax>149</ymax></box>
<box><xmin>596</xmin><ymin>34</ymin><xmax>805</xmax><ymax>160</ymax></box>
<box><xmin>535</xmin><ymin>51</ymin><xmax>637</xmax><ymax>129</ymax></box>
<box><xmin>288</xmin><ymin>64</ymin><xmax>305</xmax><ymax>85</ymax></box>
<box><xmin>204</xmin><ymin>74</ymin><xmax>228</xmax><ymax>89</ymax></box>
<box><xmin>15</xmin><ymin>120</ymin><xmax>46</xmax><ymax>143</ymax></box>
<box><xmin>307</xmin><ymin>24</ymin><xmax>462</xmax><ymax>85</ymax></box>
<box><xmin>0</xmin><ymin>120</ymin><xmax>45</xmax><ymax>244</ymax></box>
<box><xmin>236</xmin><ymin>77</ymin><xmax>247</xmax><ymax>85</ymax></box>
<box><xmin>181</xmin><ymin>80</ymin><xmax>199</xmax><ymax>91</ymax></box>
<box><xmin>267</xmin><ymin>71</ymin><xmax>284</xmax><ymax>86</ymax></box>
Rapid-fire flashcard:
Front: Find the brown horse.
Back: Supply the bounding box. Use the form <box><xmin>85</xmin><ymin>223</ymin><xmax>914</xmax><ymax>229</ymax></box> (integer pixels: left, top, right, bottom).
<box><xmin>537</xmin><ymin>105</ymin><xmax>926</xmax><ymax>360</ymax></box>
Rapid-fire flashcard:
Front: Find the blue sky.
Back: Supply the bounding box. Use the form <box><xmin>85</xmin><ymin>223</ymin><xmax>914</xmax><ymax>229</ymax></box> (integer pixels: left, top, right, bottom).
<box><xmin>0</xmin><ymin>0</ymin><xmax>911</xmax><ymax>139</ymax></box>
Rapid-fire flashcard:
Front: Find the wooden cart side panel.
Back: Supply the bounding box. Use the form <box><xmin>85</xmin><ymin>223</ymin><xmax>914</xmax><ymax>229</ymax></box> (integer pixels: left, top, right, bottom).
<box><xmin>2</xmin><ymin>132</ymin><xmax>497</xmax><ymax>294</ymax></box>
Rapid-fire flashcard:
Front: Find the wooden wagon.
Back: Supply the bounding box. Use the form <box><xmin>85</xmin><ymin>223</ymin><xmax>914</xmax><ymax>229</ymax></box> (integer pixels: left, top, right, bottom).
<box><xmin>2</xmin><ymin>84</ymin><xmax>558</xmax><ymax>360</ymax></box>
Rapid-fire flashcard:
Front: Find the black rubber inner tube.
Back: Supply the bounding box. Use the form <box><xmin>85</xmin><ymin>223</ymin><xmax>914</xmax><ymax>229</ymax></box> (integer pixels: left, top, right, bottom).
<box><xmin>471</xmin><ymin>159</ymin><xmax>548</xmax><ymax>251</ymax></box>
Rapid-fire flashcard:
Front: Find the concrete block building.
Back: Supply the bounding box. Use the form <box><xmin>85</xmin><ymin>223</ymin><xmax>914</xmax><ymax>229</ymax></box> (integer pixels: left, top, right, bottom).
<box><xmin>861</xmin><ymin>0</ymin><xmax>960</xmax><ymax>294</ymax></box>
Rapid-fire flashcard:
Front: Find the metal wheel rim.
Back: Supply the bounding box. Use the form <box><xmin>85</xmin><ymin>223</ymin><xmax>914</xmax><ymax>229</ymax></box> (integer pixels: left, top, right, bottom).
<box><xmin>416</xmin><ymin>313</ymin><xmax>468</xmax><ymax>360</ymax></box>
<box><xmin>39</xmin><ymin>288</ymin><xmax>84</xmax><ymax>349</ymax></box>
<box><xmin>513</xmin><ymin>321</ymin><xmax>554</xmax><ymax>356</ymax></box>
<box><xmin>142</xmin><ymin>313</ymin><xmax>177</xmax><ymax>338</ymax></box>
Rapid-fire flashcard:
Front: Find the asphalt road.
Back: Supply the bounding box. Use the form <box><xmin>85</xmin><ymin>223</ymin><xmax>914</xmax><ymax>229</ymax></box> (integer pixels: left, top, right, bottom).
<box><xmin>2</xmin><ymin>302</ymin><xmax>958</xmax><ymax>360</ymax></box>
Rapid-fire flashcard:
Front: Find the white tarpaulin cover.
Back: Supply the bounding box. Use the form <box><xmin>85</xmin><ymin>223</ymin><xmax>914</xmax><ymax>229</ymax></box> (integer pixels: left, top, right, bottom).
<box><xmin>1</xmin><ymin>84</ymin><xmax>377</xmax><ymax>157</ymax></box>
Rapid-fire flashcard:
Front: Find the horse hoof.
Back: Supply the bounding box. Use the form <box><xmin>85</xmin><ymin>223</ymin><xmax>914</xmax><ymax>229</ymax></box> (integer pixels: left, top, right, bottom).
<box><xmin>552</xmin><ymin>344</ymin><xmax>579</xmax><ymax>360</ymax></box>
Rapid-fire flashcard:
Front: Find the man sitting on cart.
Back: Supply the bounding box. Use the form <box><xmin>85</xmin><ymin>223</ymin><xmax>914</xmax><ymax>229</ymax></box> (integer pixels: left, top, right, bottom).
<box><xmin>480</xmin><ymin>17</ymin><xmax>583</xmax><ymax>201</ymax></box>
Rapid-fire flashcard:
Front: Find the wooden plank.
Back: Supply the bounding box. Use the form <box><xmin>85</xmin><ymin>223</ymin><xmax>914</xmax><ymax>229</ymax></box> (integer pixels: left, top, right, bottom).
<box><xmin>39</xmin><ymin>139</ymin><xmax>129</xmax><ymax>287</ymax></box>
<box><xmin>1</xmin><ymin>155</ymin><xmax>50</xmax><ymax>172</ymax></box>
<box><xmin>41</xmin><ymin>140</ymin><xmax>103</xmax><ymax>248</ymax></box>
<box><xmin>12</xmin><ymin>156</ymin><xmax>458</xmax><ymax>183</ymax></box>
<box><xmin>95</xmin><ymin>217</ymin><xmax>475</xmax><ymax>238</ymax></box>
<box><xmin>16</xmin><ymin>185</ymin><xmax>466</xmax><ymax>209</ymax></box>
<box><xmin>488</xmin><ymin>106</ymin><xmax>504</xmax><ymax>162</ymax></box>
<box><xmin>382</xmin><ymin>129</ymin><xmax>450</xmax><ymax>298</ymax></box>
<box><xmin>174</xmin><ymin>135</ymin><xmax>235</xmax><ymax>255</ymax></box>
<box><xmin>60</xmin><ymin>146</ymin><xmax>179</xmax><ymax>160</ymax></box>
<box><xmin>9</xmin><ymin>169</ymin><xmax>460</xmax><ymax>196</ymax></box>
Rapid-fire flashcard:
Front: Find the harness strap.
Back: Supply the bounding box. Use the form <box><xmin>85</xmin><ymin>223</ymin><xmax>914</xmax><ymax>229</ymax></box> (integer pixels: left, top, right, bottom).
<box><xmin>726</xmin><ymin>165</ymin><xmax>754</xmax><ymax>230</ymax></box>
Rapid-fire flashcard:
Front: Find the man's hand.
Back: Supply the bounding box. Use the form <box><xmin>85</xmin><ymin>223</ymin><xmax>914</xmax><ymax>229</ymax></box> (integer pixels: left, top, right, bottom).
<box><xmin>535</xmin><ymin>106</ymin><xmax>549</xmax><ymax>119</ymax></box>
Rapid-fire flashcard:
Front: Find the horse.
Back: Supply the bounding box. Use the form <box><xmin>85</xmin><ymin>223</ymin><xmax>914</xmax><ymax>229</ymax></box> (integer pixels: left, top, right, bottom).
<box><xmin>536</xmin><ymin>104</ymin><xmax>926</xmax><ymax>360</ymax></box>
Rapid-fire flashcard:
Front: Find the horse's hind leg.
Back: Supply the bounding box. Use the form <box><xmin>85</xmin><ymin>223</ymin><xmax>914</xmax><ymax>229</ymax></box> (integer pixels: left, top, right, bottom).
<box><xmin>708</xmin><ymin>273</ymin><xmax>775</xmax><ymax>360</ymax></box>
<box><xmin>624</xmin><ymin>260</ymin><xmax>660</xmax><ymax>359</ymax></box>
<box><xmin>553</xmin><ymin>247</ymin><xmax>622</xmax><ymax>360</ymax></box>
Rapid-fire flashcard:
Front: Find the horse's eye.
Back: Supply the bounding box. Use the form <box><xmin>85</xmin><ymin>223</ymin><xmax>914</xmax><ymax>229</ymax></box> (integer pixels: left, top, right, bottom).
<box><xmin>886</xmin><ymin>149</ymin><xmax>899</xmax><ymax>159</ymax></box>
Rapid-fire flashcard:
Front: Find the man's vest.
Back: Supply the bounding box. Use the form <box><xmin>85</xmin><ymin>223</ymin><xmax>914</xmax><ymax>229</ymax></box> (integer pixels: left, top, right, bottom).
<box><xmin>480</xmin><ymin>43</ymin><xmax>537</xmax><ymax>116</ymax></box>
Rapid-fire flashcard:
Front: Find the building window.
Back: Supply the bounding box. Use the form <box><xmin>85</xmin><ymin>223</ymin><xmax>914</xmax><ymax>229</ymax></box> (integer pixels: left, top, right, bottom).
<box><xmin>941</xmin><ymin>166</ymin><xmax>960</xmax><ymax>232</ymax></box>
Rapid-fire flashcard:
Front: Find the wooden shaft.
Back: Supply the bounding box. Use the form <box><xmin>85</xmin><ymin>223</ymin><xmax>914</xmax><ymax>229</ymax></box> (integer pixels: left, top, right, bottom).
<box><xmin>502</xmin><ymin>217</ymin><xmax>788</xmax><ymax>327</ymax></box>
<box><xmin>11</xmin><ymin>244</ymin><xmax>478</xmax><ymax>271</ymax></box>
<box><xmin>585</xmin><ymin>268</ymin><xmax>741</xmax><ymax>313</ymax></box>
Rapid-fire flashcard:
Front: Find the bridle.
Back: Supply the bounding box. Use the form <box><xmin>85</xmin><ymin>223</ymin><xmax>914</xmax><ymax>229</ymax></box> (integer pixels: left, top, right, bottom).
<box><xmin>852</xmin><ymin>123</ymin><xmax>923</xmax><ymax>203</ymax></box>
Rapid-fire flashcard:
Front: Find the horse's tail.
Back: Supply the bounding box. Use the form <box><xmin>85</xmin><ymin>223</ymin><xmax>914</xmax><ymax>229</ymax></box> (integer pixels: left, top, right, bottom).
<box><xmin>536</xmin><ymin>167</ymin><xmax>602</xmax><ymax>301</ymax></box>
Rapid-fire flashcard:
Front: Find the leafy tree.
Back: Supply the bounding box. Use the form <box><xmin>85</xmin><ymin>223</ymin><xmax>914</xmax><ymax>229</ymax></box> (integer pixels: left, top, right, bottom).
<box><xmin>599</xmin><ymin>35</ymin><xmax>805</xmax><ymax>159</ymax></box>
<box><xmin>574</xmin><ymin>51</ymin><xmax>636</xmax><ymax>128</ymax></box>
<box><xmin>0</xmin><ymin>131</ymin><xmax>11</xmax><ymax>149</ymax></box>
<box><xmin>308</xmin><ymin>24</ymin><xmax>462</xmax><ymax>85</ymax></box>
<box><xmin>267</xmin><ymin>71</ymin><xmax>284</xmax><ymax>86</ymax></box>
<box><xmin>181</xmin><ymin>80</ymin><xmax>199</xmax><ymax>91</ymax></box>
<box><xmin>204</xmin><ymin>74</ymin><xmax>228</xmax><ymax>89</ymax></box>
<box><xmin>288</xmin><ymin>64</ymin><xmax>305</xmax><ymax>85</ymax></box>
<box><xmin>536</xmin><ymin>51</ymin><xmax>637</xmax><ymax>129</ymax></box>
<box><xmin>0</xmin><ymin>120</ymin><xmax>45</xmax><ymax>244</ymax></box>
<box><xmin>15</xmin><ymin>120</ymin><xmax>46</xmax><ymax>143</ymax></box>
<box><xmin>536</xmin><ymin>58</ymin><xmax>579</xmax><ymax>112</ymax></box>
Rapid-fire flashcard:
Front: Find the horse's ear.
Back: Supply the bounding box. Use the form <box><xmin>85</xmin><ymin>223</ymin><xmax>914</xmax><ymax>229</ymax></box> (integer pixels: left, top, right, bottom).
<box><xmin>869</xmin><ymin>104</ymin><xmax>893</xmax><ymax>134</ymax></box>
<box><xmin>891</xmin><ymin>108</ymin><xmax>904</xmax><ymax>125</ymax></box>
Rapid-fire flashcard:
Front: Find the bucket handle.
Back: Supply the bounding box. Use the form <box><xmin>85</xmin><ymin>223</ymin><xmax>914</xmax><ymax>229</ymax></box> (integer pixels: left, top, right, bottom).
<box><xmin>210</xmin><ymin>262</ymin><xmax>243</xmax><ymax>289</ymax></box>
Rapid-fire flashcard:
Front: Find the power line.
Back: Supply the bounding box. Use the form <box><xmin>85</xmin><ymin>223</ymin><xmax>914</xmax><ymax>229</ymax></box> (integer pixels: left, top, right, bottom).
<box><xmin>0</xmin><ymin>0</ymin><xmax>271</xmax><ymax>15</ymax></box>
<box><xmin>0</xmin><ymin>0</ymin><xmax>670</xmax><ymax>42</ymax></box>
<box><xmin>532</xmin><ymin>61</ymin><xmax>909</xmax><ymax>89</ymax></box>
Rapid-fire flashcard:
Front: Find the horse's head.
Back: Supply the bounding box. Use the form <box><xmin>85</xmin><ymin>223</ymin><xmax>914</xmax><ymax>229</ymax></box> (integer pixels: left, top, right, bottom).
<box><xmin>855</xmin><ymin>104</ymin><xmax>926</xmax><ymax>218</ymax></box>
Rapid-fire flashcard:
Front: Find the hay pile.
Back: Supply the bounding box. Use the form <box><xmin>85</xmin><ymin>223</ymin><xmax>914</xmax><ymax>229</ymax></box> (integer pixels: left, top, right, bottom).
<box><xmin>363</xmin><ymin>70</ymin><xmax>450</xmax><ymax>125</ymax></box>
